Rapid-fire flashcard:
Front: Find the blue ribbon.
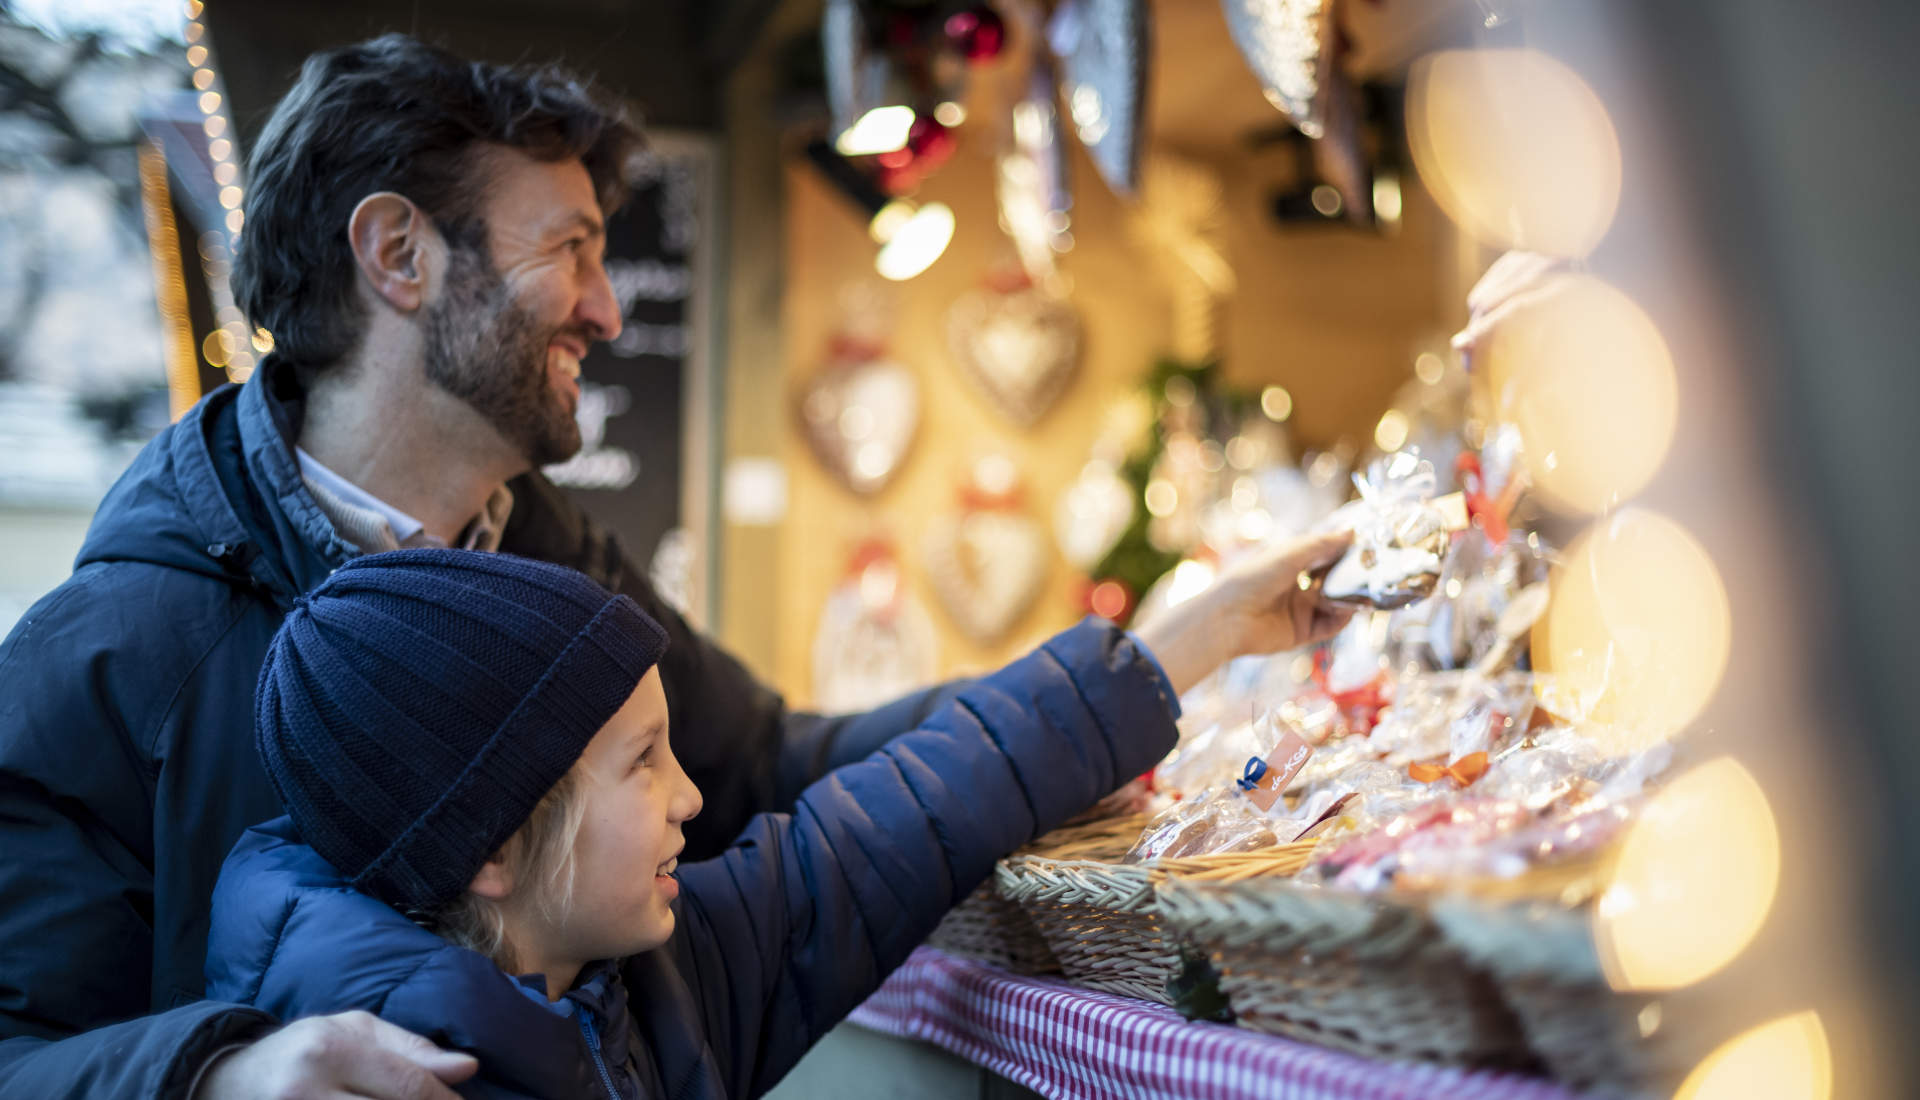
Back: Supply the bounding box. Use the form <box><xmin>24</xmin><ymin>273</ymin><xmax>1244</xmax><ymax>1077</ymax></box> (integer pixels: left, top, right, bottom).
<box><xmin>1236</xmin><ymin>756</ymin><xmax>1268</xmax><ymax>792</ymax></box>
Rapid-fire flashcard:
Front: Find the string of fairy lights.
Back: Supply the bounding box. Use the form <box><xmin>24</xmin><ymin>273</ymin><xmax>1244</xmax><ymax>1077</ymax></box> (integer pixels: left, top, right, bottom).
<box><xmin>182</xmin><ymin>0</ymin><xmax>268</xmax><ymax>382</ymax></box>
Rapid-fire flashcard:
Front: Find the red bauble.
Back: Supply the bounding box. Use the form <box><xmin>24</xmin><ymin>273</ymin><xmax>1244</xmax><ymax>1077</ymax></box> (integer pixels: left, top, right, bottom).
<box><xmin>944</xmin><ymin>6</ymin><xmax>1005</xmax><ymax>62</ymax></box>
<box><xmin>906</xmin><ymin>114</ymin><xmax>956</xmax><ymax>165</ymax></box>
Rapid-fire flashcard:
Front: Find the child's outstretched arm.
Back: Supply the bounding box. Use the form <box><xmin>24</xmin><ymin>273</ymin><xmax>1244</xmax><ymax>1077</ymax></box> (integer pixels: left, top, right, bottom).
<box><xmin>664</xmin><ymin>617</ymin><xmax>1180</xmax><ymax>1099</ymax></box>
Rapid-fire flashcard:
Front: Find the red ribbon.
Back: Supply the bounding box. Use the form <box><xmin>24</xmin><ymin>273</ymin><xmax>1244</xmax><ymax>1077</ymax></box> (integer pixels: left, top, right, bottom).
<box><xmin>1455</xmin><ymin>452</ymin><xmax>1523</xmax><ymax>546</ymax></box>
<box><xmin>1311</xmin><ymin>648</ymin><xmax>1391</xmax><ymax>736</ymax></box>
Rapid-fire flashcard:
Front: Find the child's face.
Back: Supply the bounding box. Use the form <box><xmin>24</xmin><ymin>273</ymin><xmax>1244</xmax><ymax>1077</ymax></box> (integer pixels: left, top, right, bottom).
<box><xmin>551</xmin><ymin>667</ymin><xmax>701</xmax><ymax>959</ymax></box>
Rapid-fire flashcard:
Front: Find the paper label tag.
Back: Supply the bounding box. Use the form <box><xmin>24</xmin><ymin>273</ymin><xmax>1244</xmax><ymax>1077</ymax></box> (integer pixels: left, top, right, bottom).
<box><xmin>1236</xmin><ymin>730</ymin><xmax>1315</xmax><ymax>812</ymax></box>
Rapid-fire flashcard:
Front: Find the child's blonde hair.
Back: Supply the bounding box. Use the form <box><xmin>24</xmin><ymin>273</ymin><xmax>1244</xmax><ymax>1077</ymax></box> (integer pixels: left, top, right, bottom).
<box><xmin>434</xmin><ymin>768</ymin><xmax>588</xmax><ymax>972</ymax></box>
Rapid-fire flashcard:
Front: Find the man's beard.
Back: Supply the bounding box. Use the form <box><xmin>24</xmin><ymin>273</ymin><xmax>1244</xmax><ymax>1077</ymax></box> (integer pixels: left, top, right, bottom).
<box><xmin>423</xmin><ymin>242</ymin><xmax>583</xmax><ymax>468</ymax></box>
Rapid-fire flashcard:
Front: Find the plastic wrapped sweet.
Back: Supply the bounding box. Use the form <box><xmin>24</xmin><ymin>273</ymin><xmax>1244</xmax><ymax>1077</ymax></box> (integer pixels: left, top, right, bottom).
<box><xmin>1409</xmin><ymin>530</ymin><xmax>1555</xmax><ymax>672</ymax></box>
<box><xmin>1124</xmin><ymin>786</ymin><xmax>1280</xmax><ymax>863</ymax></box>
<box><xmin>1320</xmin><ymin>452</ymin><xmax>1463</xmax><ymax>610</ymax></box>
<box><xmin>1303</xmin><ymin>727</ymin><xmax>1675</xmax><ymax>891</ymax></box>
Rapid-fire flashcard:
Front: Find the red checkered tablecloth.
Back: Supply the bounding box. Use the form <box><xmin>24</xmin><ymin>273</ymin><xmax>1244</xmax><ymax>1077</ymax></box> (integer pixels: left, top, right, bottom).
<box><xmin>850</xmin><ymin>947</ymin><xmax>1582</xmax><ymax>1100</ymax></box>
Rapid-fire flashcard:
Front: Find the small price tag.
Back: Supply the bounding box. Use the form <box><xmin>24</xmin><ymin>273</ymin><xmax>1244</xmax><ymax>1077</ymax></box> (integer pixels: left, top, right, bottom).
<box><xmin>1235</xmin><ymin>729</ymin><xmax>1315</xmax><ymax>813</ymax></box>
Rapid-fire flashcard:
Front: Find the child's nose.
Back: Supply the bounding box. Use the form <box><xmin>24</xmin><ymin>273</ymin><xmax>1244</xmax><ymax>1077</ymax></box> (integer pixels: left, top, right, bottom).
<box><xmin>673</xmin><ymin>768</ymin><xmax>702</xmax><ymax>823</ymax></box>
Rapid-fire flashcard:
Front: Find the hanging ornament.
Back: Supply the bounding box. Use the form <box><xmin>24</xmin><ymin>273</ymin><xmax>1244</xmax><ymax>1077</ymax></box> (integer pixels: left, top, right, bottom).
<box><xmin>925</xmin><ymin>455</ymin><xmax>1051</xmax><ymax>644</ymax></box>
<box><xmin>1055</xmin><ymin>457</ymin><xmax>1134</xmax><ymax>571</ymax></box>
<box><xmin>1048</xmin><ymin>0</ymin><xmax>1150</xmax><ymax>198</ymax></box>
<box><xmin>946</xmin><ymin>268</ymin><xmax>1082</xmax><ymax>427</ymax></box>
<box><xmin>796</xmin><ymin>329</ymin><xmax>920</xmax><ymax>496</ymax></box>
<box><xmin>812</xmin><ymin>539</ymin><xmax>940</xmax><ymax>713</ymax></box>
<box><xmin>945</xmin><ymin>6</ymin><xmax>1008</xmax><ymax>62</ymax></box>
<box><xmin>997</xmin><ymin>53</ymin><xmax>1074</xmax><ymax>283</ymax></box>
<box><xmin>823</xmin><ymin>0</ymin><xmax>889</xmax><ymax>145</ymax></box>
<box><xmin>1221</xmin><ymin>0</ymin><xmax>1370</xmax><ymax>220</ymax></box>
<box><xmin>1219</xmin><ymin>0</ymin><xmax>1333</xmax><ymax>136</ymax></box>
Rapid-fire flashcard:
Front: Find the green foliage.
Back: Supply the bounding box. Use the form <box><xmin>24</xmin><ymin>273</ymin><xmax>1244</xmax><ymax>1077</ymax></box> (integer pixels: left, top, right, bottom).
<box><xmin>1089</xmin><ymin>357</ymin><xmax>1259</xmax><ymax>622</ymax></box>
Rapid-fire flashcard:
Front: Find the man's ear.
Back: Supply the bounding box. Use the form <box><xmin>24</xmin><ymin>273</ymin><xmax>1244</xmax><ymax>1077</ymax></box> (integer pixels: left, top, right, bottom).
<box><xmin>467</xmin><ymin>851</ymin><xmax>515</xmax><ymax>901</ymax></box>
<box><xmin>347</xmin><ymin>191</ymin><xmax>437</xmax><ymax>314</ymax></box>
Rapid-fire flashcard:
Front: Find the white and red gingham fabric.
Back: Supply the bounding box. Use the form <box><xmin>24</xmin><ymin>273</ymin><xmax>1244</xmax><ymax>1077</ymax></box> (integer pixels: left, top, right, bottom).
<box><xmin>850</xmin><ymin>947</ymin><xmax>1582</xmax><ymax>1100</ymax></box>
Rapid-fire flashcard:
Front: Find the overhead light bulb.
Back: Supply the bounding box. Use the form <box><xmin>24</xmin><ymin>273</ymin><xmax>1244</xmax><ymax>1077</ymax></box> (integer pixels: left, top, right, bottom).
<box><xmin>836</xmin><ymin>105</ymin><xmax>916</xmax><ymax>156</ymax></box>
<box><xmin>805</xmin><ymin>139</ymin><xmax>955</xmax><ymax>281</ymax></box>
<box><xmin>874</xmin><ymin>202</ymin><xmax>953</xmax><ymax>280</ymax></box>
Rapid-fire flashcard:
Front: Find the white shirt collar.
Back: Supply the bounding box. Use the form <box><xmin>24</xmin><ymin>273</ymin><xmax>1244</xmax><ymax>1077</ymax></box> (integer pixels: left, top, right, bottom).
<box><xmin>294</xmin><ymin>447</ymin><xmax>427</xmax><ymax>546</ymax></box>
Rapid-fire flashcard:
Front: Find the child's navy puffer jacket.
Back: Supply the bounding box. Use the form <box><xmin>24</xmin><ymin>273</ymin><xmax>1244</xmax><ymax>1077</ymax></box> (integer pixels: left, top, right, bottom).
<box><xmin>205</xmin><ymin>618</ymin><xmax>1179</xmax><ymax>1099</ymax></box>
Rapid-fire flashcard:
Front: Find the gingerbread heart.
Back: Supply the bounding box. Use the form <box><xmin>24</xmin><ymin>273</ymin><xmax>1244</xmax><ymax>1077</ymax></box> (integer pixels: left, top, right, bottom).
<box><xmin>925</xmin><ymin>509</ymin><xmax>1050</xmax><ymax>644</ymax></box>
<box><xmin>947</xmin><ymin>282</ymin><xmax>1082</xmax><ymax>427</ymax></box>
<box><xmin>797</xmin><ymin>355</ymin><xmax>920</xmax><ymax>496</ymax></box>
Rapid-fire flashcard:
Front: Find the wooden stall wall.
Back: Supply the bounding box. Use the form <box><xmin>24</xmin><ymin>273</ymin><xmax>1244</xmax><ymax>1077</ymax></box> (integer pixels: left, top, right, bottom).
<box><xmin>771</xmin><ymin>128</ymin><xmax>1463</xmax><ymax>705</ymax></box>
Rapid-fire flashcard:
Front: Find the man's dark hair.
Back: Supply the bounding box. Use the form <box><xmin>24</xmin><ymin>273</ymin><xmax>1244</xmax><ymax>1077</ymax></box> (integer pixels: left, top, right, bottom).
<box><xmin>233</xmin><ymin>34</ymin><xmax>642</xmax><ymax>372</ymax></box>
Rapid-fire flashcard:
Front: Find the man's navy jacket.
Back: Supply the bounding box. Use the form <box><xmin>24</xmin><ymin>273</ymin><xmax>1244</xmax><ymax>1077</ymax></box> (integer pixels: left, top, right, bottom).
<box><xmin>0</xmin><ymin>359</ymin><xmax>1175</xmax><ymax>1096</ymax></box>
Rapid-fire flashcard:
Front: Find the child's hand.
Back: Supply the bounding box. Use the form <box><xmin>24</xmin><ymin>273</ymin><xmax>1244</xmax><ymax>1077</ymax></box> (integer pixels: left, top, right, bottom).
<box><xmin>195</xmin><ymin>1010</ymin><xmax>478</xmax><ymax>1100</ymax></box>
<box><xmin>1131</xmin><ymin>530</ymin><xmax>1356</xmax><ymax>697</ymax></box>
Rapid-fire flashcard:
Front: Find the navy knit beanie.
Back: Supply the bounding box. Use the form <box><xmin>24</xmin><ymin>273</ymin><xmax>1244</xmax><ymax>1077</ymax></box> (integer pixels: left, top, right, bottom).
<box><xmin>255</xmin><ymin>548</ymin><xmax>669</xmax><ymax>914</ymax></box>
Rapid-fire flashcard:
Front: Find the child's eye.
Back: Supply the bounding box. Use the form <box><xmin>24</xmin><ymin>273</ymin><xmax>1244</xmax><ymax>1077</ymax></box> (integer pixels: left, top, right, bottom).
<box><xmin>635</xmin><ymin>747</ymin><xmax>654</xmax><ymax>769</ymax></box>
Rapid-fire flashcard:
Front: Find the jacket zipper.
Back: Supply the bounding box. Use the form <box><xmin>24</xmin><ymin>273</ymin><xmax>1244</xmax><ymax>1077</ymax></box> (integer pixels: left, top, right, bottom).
<box><xmin>577</xmin><ymin>1010</ymin><xmax>621</xmax><ymax>1100</ymax></box>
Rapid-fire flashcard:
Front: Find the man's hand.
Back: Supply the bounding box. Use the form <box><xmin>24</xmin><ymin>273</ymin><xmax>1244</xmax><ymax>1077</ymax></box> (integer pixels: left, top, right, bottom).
<box><xmin>196</xmin><ymin>1011</ymin><xmax>478</xmax><ymax>1100</ymax></box>
<box><xmin>1133</xmin><ymin>531</ymin><xmax>1357</xmax><ymax>697</ymax></box>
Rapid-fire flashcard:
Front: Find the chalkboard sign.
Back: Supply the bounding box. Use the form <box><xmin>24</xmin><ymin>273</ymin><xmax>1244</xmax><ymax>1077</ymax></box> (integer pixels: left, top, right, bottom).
<box><xmin>542</xmin><ymin>133</ymin><xmax>716</xmax><ymax>625</ymax></box>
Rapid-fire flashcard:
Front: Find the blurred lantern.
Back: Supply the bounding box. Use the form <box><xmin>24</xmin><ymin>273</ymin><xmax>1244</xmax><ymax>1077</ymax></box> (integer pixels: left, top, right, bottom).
<box><xmin>1481</xmin><ymin>273</ymin><xmax>1678</xmax><ymax>514</ymax></box>
<box><xmin>1673</xmin><ymin>1012</ymin><xmax>1832</xmax><ymax>1100</ymax></box>
<box><xmin>1407</xmin><ymin>48</ymin><xmax>1622</xmax><ymax>257</ymax></box>
<box><xmin>946</xmin><ymin>6</ymin><xmax>1007</xmax><ymax>62</ymax></box>
<box><xmin>1595</xmin><ymin>757</ymin><xmax>1781</xmax><ymax>993</ymax></box>
<box><xmin>1535</xmin><ymin>508</ymin><xmax>1731</xmax><ymax>750</ymax></box>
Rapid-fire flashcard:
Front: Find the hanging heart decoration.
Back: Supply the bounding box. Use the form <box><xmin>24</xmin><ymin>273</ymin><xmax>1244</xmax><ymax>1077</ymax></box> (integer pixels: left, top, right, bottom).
<box><xmin>1055</xmin><ymin>458</ymin><xmax>1134</xmax><ymax>572</ymax></box>
<box><xmin>812</xmin><ymin>539</ymin><xmax>940</xmax><ymax>713</ymax></box>
<box><xmin>947</xmin><ymin>271</ymin><xmax>1082</xmax><ymax>428</ymax></box>
<box><xmin>1048</xmin><ymin>0</ymin><xmax>1151</xmax><ymax>198</ymax></box>
<box><xmin>796</xmin><ymin>335</ymin><xmax>920</xmax><ymax>496</ymax></box>
<box><xmin>925</xmin><ymin>456</ymin><xmax>1051</xmax><ymax>644</ymax></box>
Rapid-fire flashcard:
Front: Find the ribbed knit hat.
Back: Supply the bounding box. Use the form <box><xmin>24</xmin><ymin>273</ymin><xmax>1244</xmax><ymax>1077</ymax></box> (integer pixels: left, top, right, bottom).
<box><xmin>254</xmin><ymin>548</ymin><xmax>669</xmax><ymax>913</ymax></box>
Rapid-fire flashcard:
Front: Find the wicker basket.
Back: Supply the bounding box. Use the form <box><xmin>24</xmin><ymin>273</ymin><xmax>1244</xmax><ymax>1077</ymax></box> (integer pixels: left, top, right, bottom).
<box><xmin>927</xmin><ymin>815</ymin><xmax>1149</xmax><ymax>974</ymax></box>
<box><xmin>1432</xmin><ymin>894</ymin><xmax>1695</xmax><ymax>1095</ymax></box>
<box><xmin>1158</xmin><ymin>877</ymin><xmax>1534</xmax><ymax>1069</ymax></box>
<box><xmin>997</xmin><ymin>843</ymin><xmax>1318</xmax><ymax>1005</ymax></box>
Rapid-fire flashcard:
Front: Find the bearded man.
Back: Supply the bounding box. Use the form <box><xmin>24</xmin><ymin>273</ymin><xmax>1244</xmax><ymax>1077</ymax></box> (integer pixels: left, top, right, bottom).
<box><xmin>0</xmin><ymin>33</ymin><xmax>1351</xmax><ymax>1099</ymax></box>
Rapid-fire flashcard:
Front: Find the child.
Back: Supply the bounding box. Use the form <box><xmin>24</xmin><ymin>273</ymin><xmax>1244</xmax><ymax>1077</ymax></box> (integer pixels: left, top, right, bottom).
<box><xmin>203</xmin><ymin>548</ymin><xmax>1182</xmax><ymax>1098</ymax></box>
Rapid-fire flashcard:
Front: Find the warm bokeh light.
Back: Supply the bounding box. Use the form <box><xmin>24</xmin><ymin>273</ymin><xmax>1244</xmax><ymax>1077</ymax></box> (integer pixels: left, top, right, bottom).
<box><xmin>1673</xmin><ymin>1012</ymin><xmax>1831</xmax><ymax>1100</ymax></box>
<box><xmin>836</xmin><ymin>105</ymin><xmax>915</xmax><ymax>156</ymax></box>
<box><xmin>1536</xmin><ymin>508</ymin><xmax>1730</xmax><ymax>747</ymax></box>
<box><xmin>1374</xmin><ymin>408</ymin><xmax>1409</xmax><ymax>451</ymax></box>
<box><xmin>1162</xmin><ymin>559</ymin><xmax>1217</xmax><ymax>610</ymax></box>
<box><xmin>1407</xmin><ymin>48</ymin><xmax>1622</xmax><ymax>257</ymax></box>
<box><xmin>1482</xmin><ymin>274</ymin><xmax>1678</xmax><ymax>513</ymax></box>
<box><xmin>874</xmin><ymin>202</ymin><xmax>953</xmax><ymax>281</ymax></box>
<box><xmin>1260</xmin><ymin>385</ymin><xmax>1293</xmax><ymax>422</ymax></box>
<box><xmin>1595</xmin><ymin>757</ymin><xmax>1780</xmax><ymax>992</ymax></box>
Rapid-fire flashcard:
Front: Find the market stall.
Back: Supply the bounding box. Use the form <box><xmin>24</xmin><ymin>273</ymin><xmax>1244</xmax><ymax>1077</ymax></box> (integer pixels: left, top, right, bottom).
<box><xmin>756</xmin><ymin>0</ymin><xmax>1865</xmax><ymax>1097</ymax></box>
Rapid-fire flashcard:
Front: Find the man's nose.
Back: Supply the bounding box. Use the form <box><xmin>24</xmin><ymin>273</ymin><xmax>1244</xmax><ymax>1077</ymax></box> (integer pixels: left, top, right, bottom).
<box><xmin>577</xmin><ymin>258</ymin><xmax>623</xmax><ymax>343</ymax></box>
